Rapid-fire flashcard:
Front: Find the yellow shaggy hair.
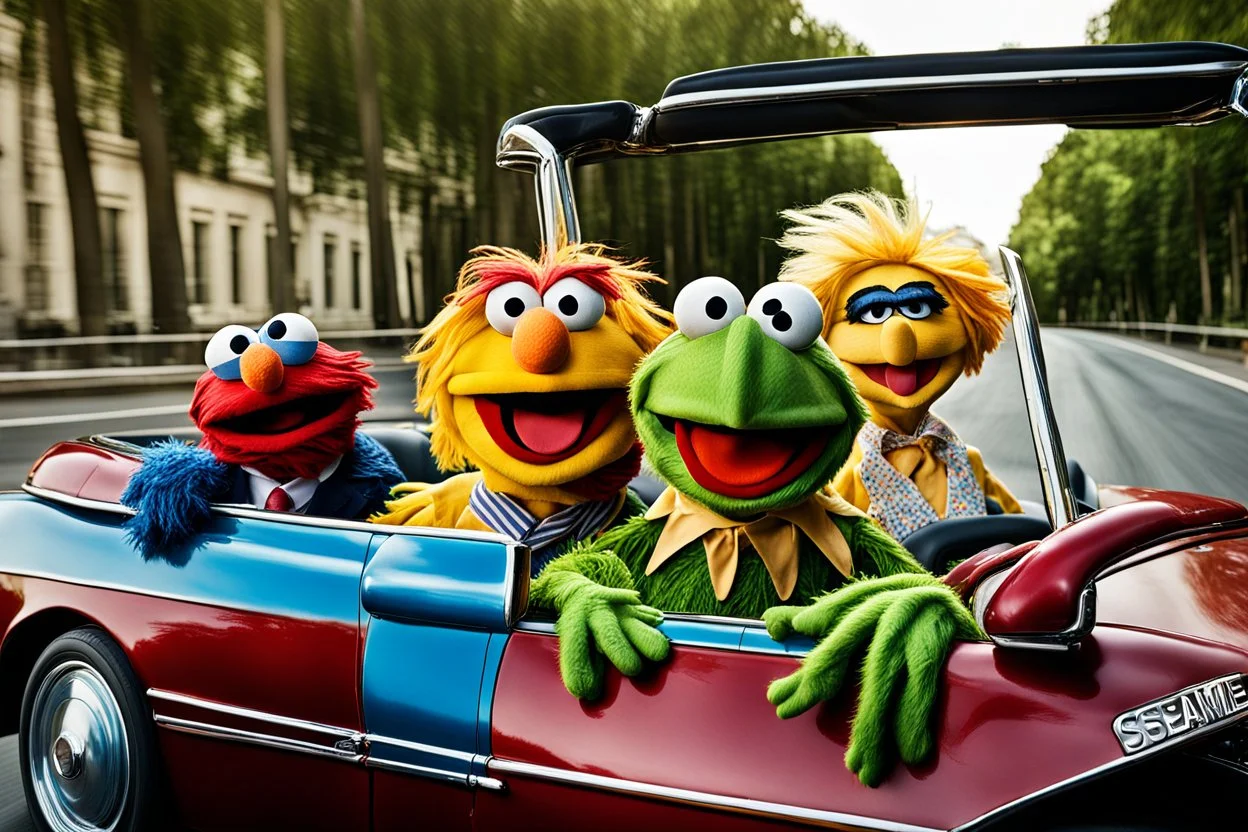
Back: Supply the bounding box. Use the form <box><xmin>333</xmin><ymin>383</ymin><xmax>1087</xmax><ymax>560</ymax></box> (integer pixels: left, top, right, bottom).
<box><xmin>777</xmin><ymin>190</ymin><xmax>1011</xmax><ymax>374</ymax></box>
<box><xmin>410</xmin><ymin>243</ymin><xmax>673</xmax><ymax>471</ymax></box>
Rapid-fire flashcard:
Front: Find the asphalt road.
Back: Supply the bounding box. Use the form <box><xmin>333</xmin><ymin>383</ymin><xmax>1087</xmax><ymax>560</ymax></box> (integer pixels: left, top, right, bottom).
<box><xmin>0</xmin><ymin>328</ymin><xmax>1247</xmax><ymax>825</ymax></box>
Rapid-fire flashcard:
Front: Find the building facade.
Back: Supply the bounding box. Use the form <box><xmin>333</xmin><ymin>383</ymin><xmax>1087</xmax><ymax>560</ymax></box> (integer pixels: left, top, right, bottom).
<box><xmin>0</xmin><ymin>12</ymin><xmax>429</xmax><ymax>337</ymax></box>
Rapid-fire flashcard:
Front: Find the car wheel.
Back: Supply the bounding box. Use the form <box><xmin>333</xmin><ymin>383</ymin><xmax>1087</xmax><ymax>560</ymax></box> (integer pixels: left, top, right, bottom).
<box><xmin>18</xmin><ymin>627</ymin><xmax>163</xmax><ymax>832</ymax></box>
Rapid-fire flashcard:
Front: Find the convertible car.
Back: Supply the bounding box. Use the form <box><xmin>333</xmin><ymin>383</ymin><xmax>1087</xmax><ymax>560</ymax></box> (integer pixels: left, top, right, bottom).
<box><xmin>4</xmin><ymin>42</ymin><xmax>1248</xmax><ymax>832</ymax></box>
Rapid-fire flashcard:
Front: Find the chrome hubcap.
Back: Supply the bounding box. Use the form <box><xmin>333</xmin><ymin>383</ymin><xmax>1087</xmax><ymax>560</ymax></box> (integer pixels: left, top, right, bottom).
<box><xmin>28</xmin><ymin>661</ymin><xmax>129</xmax><ymax>832</ymax></box>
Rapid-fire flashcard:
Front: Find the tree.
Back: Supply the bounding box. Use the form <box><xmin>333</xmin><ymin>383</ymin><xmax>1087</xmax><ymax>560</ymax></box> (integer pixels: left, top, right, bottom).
<box><xmin>41</xmin><ymin>0</ymin><xmax>106</xmax><ymax>336</ymax></box>
<box><xmin>349</xmin><ymin>0</ymin><xmax>400</xmax><ymax>328</ymax></box>
<box><xmin>266</xmin><ymin>0</ymin><xmax>294</xmax><ymax>314</ymax></box>
<box><xmin>111</xmin><ymin>0</ymin><xmax>189</xmax><ymax>333</ymax></box>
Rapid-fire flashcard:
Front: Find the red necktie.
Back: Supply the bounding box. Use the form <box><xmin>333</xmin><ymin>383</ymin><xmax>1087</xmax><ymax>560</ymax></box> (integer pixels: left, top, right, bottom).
<box><xmin>264</xmin><ymin>486</ymin><xmax>294</xmax><ymax>512</ymax></box>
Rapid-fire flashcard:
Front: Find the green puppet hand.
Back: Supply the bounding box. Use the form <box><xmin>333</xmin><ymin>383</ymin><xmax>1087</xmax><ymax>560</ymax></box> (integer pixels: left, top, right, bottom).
<box><xmin>532</xmin><ymin>564</ymin><xmax>670</xmax><ymax>700</ymax></box>
<box><xmin>764</xmin><ymin>578</ymin><xmax>981</xmax><ymax>787</ymax></box>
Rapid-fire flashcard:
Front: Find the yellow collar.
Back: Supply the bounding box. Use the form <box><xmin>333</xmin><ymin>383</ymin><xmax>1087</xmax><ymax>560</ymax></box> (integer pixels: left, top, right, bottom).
<box><xmin>643</xmin><ymin>487</ymin><xmax>863</xmax><ymax>602</ymax></box>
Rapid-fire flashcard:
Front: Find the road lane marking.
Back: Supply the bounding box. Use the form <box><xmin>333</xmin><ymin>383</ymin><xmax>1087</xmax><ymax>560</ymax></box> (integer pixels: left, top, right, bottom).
<box><xmin>0</xmin><ymin>403</ymin><xmax>191</xmax><ymax>429</ymax></box>
<box><xmin>1072</xmin><ymin>331</ymin><xmax>1248</xmax><ymax>396</ymax></box>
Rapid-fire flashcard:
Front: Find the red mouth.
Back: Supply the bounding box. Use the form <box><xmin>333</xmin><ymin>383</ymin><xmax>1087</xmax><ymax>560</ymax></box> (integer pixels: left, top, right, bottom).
<box><xmin>670</xmin><ymin>419</ymin><xmax>828</xmax><ymax>499</ymax></box>
<box><xmin>475</xmin><ymin>391</ymin><xmax>626</xmax><ymax>464</ymax></box>
<box><xmin>857</xmin><ymin>358</ymin><xmax>942</xmax><ymax>397</ymax></box>
<box><xmin>210</xmin><ymin>391</ymin><xmax>351</xmax><ymax>435</ymax></box>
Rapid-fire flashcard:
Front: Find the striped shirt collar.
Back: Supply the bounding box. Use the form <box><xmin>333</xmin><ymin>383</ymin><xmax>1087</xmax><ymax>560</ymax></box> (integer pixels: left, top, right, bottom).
<box><xmin>469</xmin><ymin>481</ymin><xmax>623</xmax><ymax>573</ymax></box>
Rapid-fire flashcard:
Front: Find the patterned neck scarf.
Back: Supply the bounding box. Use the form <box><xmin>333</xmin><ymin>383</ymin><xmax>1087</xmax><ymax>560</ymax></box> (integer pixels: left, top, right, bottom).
<box><xmin>469</xmin><ymin>481</ymin><xmax>624</xmax><ymax>576</ymax></box>
<box><xmin>858</xmin><ymin>412</ymin><xmax>986</xmax><ymax>540</ymax></box>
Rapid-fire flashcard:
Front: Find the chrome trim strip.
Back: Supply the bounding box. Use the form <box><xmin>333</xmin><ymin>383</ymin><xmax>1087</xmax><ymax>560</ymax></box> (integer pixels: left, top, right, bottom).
<box><xmin>488</xmin><ymin>758</ymin><xmax>940</xmax><ymax>832</ymax></box>
<box><xmin>147</xmin><ymin>689</ymin><xmax>358</xmax><ymax>740</ymax></box>
<box><xmin>954</xmin><ymin>694</ymin><xmax>1248</xmax><ymax>831</ymax></box>
<box><xmin>999</xmin><ymin>247</ymin><xmax>1077</xmax><ymax>529</ymax></box>
<box><xmin>364</xmin><ymin>733</ymin><xmax>475</xmax><ymax>762</ymax></box>
<box><xmin>22</xmin><ymin>485</ymin><xmax>137</xmax><ymax>516</ymax></box>
<box><xmin>653</xmin><ymin>61</ymin><xmax>1246</xmax><ymax>113</ymax></box>
<box><xmin>21</xmin><ymin>483</ymin><xmax>513</xmax><ymax>544</ymax></box>
<box><xmin>364</xmin><ymin>756</ymin><xmax>468</xmax><ymax>785</ymax></box>
<box><xmin>513</xmin><ymin>617</ymin><xmax>810</xmax><ymax>656</ymax></box>
<box><xmin>153</xmin><ymin>715</ymin><xmax>363</xmax><ymax>763</ymax></box>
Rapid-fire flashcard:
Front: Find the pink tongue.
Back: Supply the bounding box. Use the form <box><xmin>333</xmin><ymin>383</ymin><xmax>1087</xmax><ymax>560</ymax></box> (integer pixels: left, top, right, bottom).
<box><xmin>885</xmin><ymin>364</ymin><xmax>919</xmax><ymax>396</ymax></box>
<box><xmin>511</xmin><ymin>408</ymin><xmax>585</xmax><ymax>455</ymax></box>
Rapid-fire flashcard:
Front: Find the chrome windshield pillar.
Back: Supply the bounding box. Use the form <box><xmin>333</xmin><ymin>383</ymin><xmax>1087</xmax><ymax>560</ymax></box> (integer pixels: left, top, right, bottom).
<box><xmin>1232</xmin><ymin>68</ymin><xmax>1248</xmax><ymax>118</ymax></box>
<box><xmin>999</xmin><ymin>246</ymin><xmax>1077</xmax><ymax>529</ymax></box>
<box><xmin>496</xmin><ymin>124</ymin><xmax>581</xmax><ymax>251</ymax></box>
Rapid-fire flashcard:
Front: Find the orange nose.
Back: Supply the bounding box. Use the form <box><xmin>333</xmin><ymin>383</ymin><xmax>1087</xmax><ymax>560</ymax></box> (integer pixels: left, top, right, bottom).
<box><xmin>240</xmin><ymin>343</ymin><xmax>284</xmax><ymax>392</ymax></box>
<box><xmin>512</xmin><ymin>307</ymin><xmax>570</xmax><ymax>374</ymax></box>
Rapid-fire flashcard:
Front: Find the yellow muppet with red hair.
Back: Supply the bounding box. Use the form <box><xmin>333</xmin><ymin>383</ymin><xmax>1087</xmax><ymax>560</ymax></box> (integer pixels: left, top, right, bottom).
<box><xmin>373</xmin><ymin>244</ymin><xmax>671</xmax><ymax>573</ymax></box>
<box><xmin>779</xmin><ymin>191</ymin><xmax>1020</xmax><ymax>541</ymax></box>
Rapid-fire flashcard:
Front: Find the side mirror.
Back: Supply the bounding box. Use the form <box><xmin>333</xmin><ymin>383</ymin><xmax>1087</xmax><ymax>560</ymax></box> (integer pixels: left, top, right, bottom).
<box><xmin>980</xmin><ymin>496</ymin><xmax>1245</xmax><ymax>650</ymax></box>
<box><xmin>362</xmin><ymin>530</ymin><xmax>530</xmax><ymax>631</ymax></box>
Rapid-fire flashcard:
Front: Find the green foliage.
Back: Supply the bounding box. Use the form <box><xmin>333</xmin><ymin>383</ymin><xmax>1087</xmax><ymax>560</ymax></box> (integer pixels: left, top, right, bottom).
<box><xmin>8</xmin><ymin>0</ymin><xmax>904</xmax><ymax>320</ymax></box>
<box><xmin>1010</xmin><ymin>1</ymin><xmax>1248</xmax><ymax>325</ymax></box>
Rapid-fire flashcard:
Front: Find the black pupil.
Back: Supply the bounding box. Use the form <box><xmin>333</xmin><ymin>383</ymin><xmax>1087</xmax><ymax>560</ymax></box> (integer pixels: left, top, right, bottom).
<box><xmin>870</xmin><ymin>303</ymin><xmax>890</xmax><ymax>319</ymax></box>
<box><xmin>504</xmin><ymin>297</ymin><xmax>526</xmax><ymax>317</ymax></box>
<box><xmin>760</xmin><ymin>297</ymin><xmax>792</xmax><ymax>332</ymax></box>
<box><xmin>268</xmin><ymin>319</ymin><xmax>287</xmax><ymax>340</ymax></box>
<box><xmin>229</xmin><ymin>334</ymin><xmax>251</xmax><ymax>354</ymax></box>
<box><xmin>705</xmin><ymin>296</ymin><xmax>728</xmax><ymax>320</ymax></box>
<box><xmin>558</xmin><ymin>295</ymin><xmax>579</xmax><ymax>316</ymax></box>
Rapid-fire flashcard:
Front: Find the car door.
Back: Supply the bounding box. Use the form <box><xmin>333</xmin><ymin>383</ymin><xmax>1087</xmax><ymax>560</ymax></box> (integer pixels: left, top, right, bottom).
<box><xmin>358</xmin><ymin>524</ymin><xmax>526</xmax><ymax>832</ymax></box>
<box><xmin>0</xmin><ymin>492</ymin><xmax>373</xmax><ymax>831</ymax></box>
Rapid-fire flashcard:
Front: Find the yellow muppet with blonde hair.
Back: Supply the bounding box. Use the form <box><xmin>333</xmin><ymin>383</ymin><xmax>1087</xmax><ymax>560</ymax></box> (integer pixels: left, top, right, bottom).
<box><xmin>373</xmin><ymin>243</ymin><xmax>672</xmax><ymax>573</ymax></box>
<box><xmin>778</xmin><ymin>190</ymin><xmax>1020</xmax><ymax>541</ymax></box>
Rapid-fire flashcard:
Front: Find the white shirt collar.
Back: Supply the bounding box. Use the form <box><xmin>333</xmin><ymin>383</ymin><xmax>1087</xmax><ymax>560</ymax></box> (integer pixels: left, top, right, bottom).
<box><xmin>242</xmin><ymin>456</ymin><xmax>343</xmax><ymax>514</ymax></box>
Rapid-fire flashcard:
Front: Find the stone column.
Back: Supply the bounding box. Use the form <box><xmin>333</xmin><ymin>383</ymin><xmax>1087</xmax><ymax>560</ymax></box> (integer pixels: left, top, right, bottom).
<box><xmin>0</xmin><ymin>13</ymin><xmax>26</xmax><ymax>320</ymax></box>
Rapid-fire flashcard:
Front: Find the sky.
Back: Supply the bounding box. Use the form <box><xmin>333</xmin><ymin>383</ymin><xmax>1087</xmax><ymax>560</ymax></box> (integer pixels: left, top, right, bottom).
<box><xmin>803</xmin><ymin>0</ymin><xmax>1113</xmax><ymax>248</ymax></box>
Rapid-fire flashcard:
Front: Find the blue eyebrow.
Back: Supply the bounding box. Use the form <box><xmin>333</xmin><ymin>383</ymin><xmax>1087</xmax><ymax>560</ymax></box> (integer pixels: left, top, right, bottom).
<box><xmin>845</xmin><ymin>289</ymin><xmax>899</xmax><ymax>321</ymax></box>
<box><xmin>845</xmin><ymin>281</ymin><xmax>949</xmax><ymax>321</ymax></box>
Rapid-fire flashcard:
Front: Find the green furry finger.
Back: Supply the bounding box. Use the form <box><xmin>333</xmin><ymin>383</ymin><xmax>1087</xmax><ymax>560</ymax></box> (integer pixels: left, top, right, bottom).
<box><xmin>766</xmin><ymin>580</ymin><xmax>983</xmax><ymax>787</ymax></box>
<box><xmin>537</xmin><ymin>558</ymin><xmax>670</xmax><ymax>699</ymax></box>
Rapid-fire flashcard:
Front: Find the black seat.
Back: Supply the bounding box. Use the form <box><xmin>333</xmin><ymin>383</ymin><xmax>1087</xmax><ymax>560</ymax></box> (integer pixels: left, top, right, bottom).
<box><xmin>902</xmin><ymin>515</ymin><xmax>1052</xmax><ymax>575</ymax></box>
<box><xmin>364</xmin><ymin>427</ymin><xmax>446</xmax><ymax>483</ymax></box>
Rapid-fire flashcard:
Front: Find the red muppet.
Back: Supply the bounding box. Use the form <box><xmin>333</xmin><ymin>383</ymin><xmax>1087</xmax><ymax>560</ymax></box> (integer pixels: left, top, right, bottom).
<box><xmin>122</xmin><ymin>313</ymin><xmax>403</xmax><ymax>558</ymax></box>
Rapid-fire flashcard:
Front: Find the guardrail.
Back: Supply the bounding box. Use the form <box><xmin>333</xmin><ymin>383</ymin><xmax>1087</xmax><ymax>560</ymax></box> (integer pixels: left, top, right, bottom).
<box><xmin>1065</xmin><ymin>320</ymin><xmax>1248</xmax><ymax>354</ymax></box>
<box><xmin>0</xmin><ymin>328</ymin><xmax>423</xmax><ymax>372</ymax></box>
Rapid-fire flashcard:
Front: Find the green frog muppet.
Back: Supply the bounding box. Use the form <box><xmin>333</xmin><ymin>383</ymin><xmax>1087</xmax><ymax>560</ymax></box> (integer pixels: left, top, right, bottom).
<box><xmin>531</xmin><ymin>277</ymin><xmax>981</xmax><ymax>786</ymax></box>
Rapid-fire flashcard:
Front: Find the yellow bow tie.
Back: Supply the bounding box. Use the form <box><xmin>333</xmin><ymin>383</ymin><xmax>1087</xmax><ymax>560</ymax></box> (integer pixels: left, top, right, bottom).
<box><xmin>643</xmin><ymin>487</ymin><xmax>864</xmax><ymax>602</ymax></box>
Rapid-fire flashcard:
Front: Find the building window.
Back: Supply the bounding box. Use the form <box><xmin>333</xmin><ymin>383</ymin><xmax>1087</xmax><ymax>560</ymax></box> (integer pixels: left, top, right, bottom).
<box><xmin>189</xmin><ymin>220</ymin><xmax>210</xmax><ymax>305</ymax></box>
<box><xmin>101</xmin><ymin>207</ymin><xmax>128</xmax><ymax>313</ymax></box>
<box><xmin>350</xmin><ymin>243</ymin><xmax>362</xmax><ymax>310</ymax></box>
<box><xmin>229</xmin><ymin>224</ymin><xmax>243</xmax><ymax>305</ymax></box>
<box><xmin>323</xmin><ymin>236</ymin><xmax>337</xmax><ymax>309</ymax></box>
<box><xmin>25</xmin><ymin>202</ymin><xmax>48</xmax><ymax>312</ymax></box>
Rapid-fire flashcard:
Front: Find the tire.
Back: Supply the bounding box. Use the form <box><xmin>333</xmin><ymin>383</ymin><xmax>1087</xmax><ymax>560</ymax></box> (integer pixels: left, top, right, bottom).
<box><xmin>18</xmin><ymin>627</ymin><xmax>163</xmax><ymax>832</ymax></box>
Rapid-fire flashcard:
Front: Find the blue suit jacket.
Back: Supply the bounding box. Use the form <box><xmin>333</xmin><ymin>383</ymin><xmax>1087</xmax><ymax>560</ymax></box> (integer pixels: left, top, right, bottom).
<box><xmin>224</xmin><ymin>433</ymin><xmax>401</xmax><ymax>521</ymax></box>
<box><xmin>122</xmin><ymin>432</ymin><xmax>404</xmax><ymax>559</ymax></box>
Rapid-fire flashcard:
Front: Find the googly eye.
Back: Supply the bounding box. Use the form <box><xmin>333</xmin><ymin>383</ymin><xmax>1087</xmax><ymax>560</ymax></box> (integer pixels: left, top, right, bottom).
<box><xmin>485</xmin><ymin>281</ymin><xmax>542</xmax><ymax>336</ymax></box>
<box><xmin>205</xmin><ymin>325</ymin><xmax>260</xmax><ymax>380</ymax></box>
<box><xmin>543</xmin><ymin>277</ymin><xmax>605</xmax><ymax>332</ymax></box>
<box><xmin>674</xmin><ymin>276</ymin><xmax>746</xmax><ymax>339</ymax></box>
<box><xmin>858</xmin><ymin>304</ymin><xmax>894</xmax><ymax>325</ymax></box>
<box><xmin>898</xmin><ymin>300</ymin><xmax>932</xmax><ymax>321</ymax></box>
<box><xmin>747</xmin><ymin>283</ymin><xmax>823</xmax><ymax>351</ymax></box>
<box><xmin>259</xmin><ymin>312</ymin><xmax>320</xmax><ymax>365</ymax></box>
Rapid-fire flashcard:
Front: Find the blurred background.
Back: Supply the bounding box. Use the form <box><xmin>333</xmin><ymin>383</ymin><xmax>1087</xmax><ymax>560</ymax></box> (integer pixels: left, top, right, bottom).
<box><xmin>0</xmin><ymin>0</ymin><xmax>1244</xmax><ymax>503</ymax></box>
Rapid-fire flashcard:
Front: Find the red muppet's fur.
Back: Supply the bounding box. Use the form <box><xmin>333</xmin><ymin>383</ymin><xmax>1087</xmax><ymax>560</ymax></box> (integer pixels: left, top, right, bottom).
<box><xmin>190</xmin><ymin>343</ymin><xmax>377</xmax><ymax>481</ymax></box>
